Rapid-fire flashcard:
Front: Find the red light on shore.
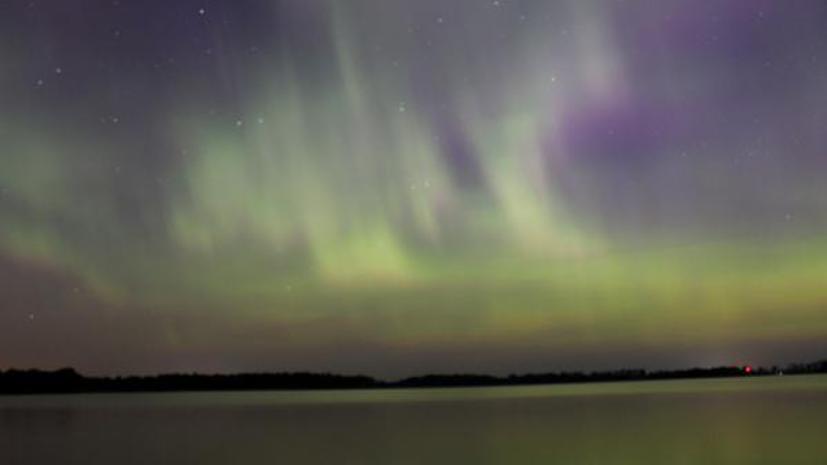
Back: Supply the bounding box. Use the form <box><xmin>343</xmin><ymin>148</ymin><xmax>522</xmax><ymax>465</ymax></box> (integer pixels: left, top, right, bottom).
<box><xmin>744</xmin><ymin>365</ymin><xmax>753</xmax><ymax>374</ymax></box>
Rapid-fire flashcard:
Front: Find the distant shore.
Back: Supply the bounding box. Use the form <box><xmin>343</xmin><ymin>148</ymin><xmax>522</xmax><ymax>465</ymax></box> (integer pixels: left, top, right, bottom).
<box><xmin>1</xmin><ymin>360</ymin><xmax>825</xmax><ymax>395</ymax></box>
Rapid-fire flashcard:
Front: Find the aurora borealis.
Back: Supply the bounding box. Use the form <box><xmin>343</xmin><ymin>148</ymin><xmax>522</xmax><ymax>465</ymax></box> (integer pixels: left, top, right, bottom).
<box><xmin>1</xmin><ymin>0</ymin><xmax>826</xmax><ymax>377</ymax></box>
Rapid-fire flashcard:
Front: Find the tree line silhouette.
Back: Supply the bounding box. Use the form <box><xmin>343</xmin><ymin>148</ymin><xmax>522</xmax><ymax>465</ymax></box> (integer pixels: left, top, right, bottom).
<box><xmin>1</xmin><ymin>360</ymin><xmax>825</xmax><ymax>395</ymax></box>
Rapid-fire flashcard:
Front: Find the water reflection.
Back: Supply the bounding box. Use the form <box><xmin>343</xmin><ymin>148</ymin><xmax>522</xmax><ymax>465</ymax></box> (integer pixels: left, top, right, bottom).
<box><xmin>1</xmin><ymin>376</ymin><xmax>826</xmax><ymax>464</ymax></box>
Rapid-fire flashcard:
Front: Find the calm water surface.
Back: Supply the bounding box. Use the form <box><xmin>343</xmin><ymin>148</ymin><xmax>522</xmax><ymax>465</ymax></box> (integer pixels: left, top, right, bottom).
<box><xmin>2</xmin><ymin>375</ymin><xmax>826</xmax><ymax>464</ymax></box>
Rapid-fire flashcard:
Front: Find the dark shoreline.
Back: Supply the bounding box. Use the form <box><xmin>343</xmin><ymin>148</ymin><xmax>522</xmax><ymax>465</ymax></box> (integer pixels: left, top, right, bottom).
<box><xmin>2</xmin><ymin>360</ymin><xmax>825</xmax><ymax>396</ymax></box>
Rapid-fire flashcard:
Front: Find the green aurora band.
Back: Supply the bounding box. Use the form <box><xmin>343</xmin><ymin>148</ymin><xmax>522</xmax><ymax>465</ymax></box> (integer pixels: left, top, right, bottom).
<box><xmin>1</xmin><ymin>0</ymin><xmax>826</xmax><ymax>375</ymax></box>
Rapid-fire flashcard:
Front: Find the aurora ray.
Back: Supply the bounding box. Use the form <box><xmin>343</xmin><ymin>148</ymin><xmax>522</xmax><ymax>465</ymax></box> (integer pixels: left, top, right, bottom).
<box><xmin>1</xmin><ymin>0</ymin><xmax>826</xmax><ymax>376</ymax></box>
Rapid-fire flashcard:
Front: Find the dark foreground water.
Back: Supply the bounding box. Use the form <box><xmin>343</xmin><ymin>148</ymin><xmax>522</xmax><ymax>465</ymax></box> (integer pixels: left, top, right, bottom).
<box><xmin>2</xmin><ymin>375</ymin><xmax>826</xmax><ymax>464</ymax></box>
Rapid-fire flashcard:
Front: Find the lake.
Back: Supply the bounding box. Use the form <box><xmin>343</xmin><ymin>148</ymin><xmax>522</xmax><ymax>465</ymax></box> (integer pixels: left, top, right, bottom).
<box><xmin>2</xmin><ymin>375</ymin><xmax>826</xmax><ymax>464</ymax></box>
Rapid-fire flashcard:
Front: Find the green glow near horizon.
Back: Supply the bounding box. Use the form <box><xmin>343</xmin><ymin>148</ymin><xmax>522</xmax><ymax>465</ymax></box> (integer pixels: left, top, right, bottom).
<box><xmin>1</xmin><ymin>0</ymin><xmax>826</xmax><ymax>374</ymax></box>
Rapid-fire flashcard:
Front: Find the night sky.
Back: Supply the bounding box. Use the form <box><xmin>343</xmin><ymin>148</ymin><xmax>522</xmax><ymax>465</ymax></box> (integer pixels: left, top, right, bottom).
<box><xmin>1</xmin><ymin>0</ymin><xmax>826</xmax><ymax>377</ymax></box>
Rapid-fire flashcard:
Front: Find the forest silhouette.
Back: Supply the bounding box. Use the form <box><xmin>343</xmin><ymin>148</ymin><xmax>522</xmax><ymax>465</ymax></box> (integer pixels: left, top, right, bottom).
<box><xmin>1</xmin><ymin>360</ymin><xmax>825</xmax><ymax>395</ymax></box>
